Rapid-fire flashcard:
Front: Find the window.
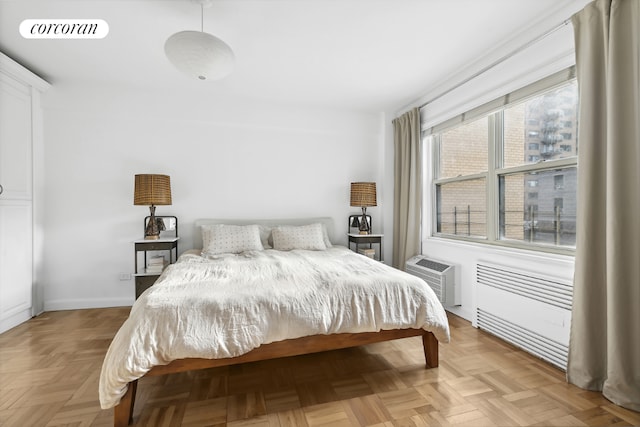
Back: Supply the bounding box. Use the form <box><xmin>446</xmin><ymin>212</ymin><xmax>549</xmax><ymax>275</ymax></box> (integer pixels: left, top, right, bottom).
<box><xmin>435</xmin><ymin>118</ymin><xmax>489</xmax><ymax>238</ymax></box>
<box><xmin>500</xmin><ymin>168</ymin><xmax>576</xmax><ymax>246</ymax></box>
<box><xmin>429</xmin><ymin>70</ymin><xmax>578</xmax><ymax>251</ymax></box>
<box><xmin>438</xmin><ymin>117</ymin><xmax>488</xmax><ymax>179</ymax></box>
<box><xmin>436</xmin><ymin>178</ymin><xmax>487</xmax><ymax>238</ymax></box>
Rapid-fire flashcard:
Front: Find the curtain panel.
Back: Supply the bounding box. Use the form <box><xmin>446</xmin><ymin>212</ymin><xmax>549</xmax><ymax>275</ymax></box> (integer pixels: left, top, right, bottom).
<box><xmin>392</xmin><ymin>108</ymin><xmax>422</xmax><ymax>270</ymax></box>
<box><xmin>567</xmin><ymin>0</ymin><xmax>640</xmax><ymax>411</ymax></box>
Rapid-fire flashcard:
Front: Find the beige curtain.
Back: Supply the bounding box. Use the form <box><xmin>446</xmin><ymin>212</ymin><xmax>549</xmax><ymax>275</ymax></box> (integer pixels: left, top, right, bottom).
<box><xmin>392</xmin><ymin>108</ymin><xmax>421</xmax><ymax>269</ymax></box>
<box><xmin>568</xmin><ymin>0</ymin><xmax>640</xmax><ymax>411</ymax></box>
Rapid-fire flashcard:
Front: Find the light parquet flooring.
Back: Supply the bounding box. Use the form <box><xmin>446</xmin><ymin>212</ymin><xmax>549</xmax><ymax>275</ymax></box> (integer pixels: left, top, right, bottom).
<box><xmin>1</xmin><ymin>308</ymin><xmax>639</xmax><ymax>427</ymax></box>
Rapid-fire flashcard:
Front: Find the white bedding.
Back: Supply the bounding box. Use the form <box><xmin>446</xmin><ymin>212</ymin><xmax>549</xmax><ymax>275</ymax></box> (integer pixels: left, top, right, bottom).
<box><xmin>99</xmin><ymin>246</ymin><xmax>450</xmax><ymax>409</ymax></box>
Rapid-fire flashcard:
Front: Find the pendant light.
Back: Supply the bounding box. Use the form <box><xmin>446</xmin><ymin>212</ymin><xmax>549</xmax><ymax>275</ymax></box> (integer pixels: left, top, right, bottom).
<box><xmin>164</xmin><ymin>0</ymin><xmax>234</xmax><ymax>81</ymax></box>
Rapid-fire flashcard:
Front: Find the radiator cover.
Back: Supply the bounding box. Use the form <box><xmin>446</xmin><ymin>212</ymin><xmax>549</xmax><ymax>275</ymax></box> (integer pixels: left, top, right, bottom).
<box><xmin>476</xmin><ymin>262</ymin><xmax>573</xmax><ymax>370</ymax></box>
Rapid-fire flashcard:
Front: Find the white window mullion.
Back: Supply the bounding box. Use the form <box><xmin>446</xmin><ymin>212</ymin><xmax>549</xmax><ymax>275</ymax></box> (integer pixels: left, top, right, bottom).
<box><xmin>431</xmin><ymin>134</ymin><xmax>440</xmax><ymax>237</ymax></box>
<box><xmin>486</xmin><ymin>112</ymin><xmax>501</xmax><ymax>242</ymax></box>
<box><xmin>433</xmin><ymin>172</ymin><xmax>487</xmax><ymax>186</ymax></box>
<box><xmin>496</xmin><ymin>157</ymin><xmax>577</xmax><ymax>176</ymax></box>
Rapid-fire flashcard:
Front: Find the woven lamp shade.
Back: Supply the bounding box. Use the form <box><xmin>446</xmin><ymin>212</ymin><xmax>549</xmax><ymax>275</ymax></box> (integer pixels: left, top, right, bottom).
<box><xmin>350</xmin><ymin>182</ymin><xmax>377</xmax><ymax>207</ymax></box>
<box><xmin>134</xmin><ymin>174</ymin><xmax>172</xmax><ymax>206</ymax></box>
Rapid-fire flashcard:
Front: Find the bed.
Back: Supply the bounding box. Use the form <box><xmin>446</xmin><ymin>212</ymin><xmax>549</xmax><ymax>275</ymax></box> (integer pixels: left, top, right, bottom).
<box><xmin>99</xmin><ymin>218</ymin><xmax>450</xmax><ymax>427</ymax></box>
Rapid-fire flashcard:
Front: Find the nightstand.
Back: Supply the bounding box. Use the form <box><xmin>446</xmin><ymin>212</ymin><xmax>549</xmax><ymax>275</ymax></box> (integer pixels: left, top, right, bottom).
<box><xmin>133</xmin><ymin>237</ymin><xmax>179</xmax><ymax>298</ymax></box>
<box><xmin>347</xmin><ymin>233</ymin><xmax>384</xmax><ymax>262</ymax></box>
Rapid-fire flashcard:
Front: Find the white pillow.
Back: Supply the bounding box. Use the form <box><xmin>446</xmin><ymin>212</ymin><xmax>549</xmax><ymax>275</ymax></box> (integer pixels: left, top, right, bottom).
<box><xmin>272</xmin><ymin>223</ymin><xmax>327</xmax><ymax>251</ymax></box>
<box><xmin>265</xmin><ymin>223</ymin><xmax>332</xmax><ymax>248</ymax></box>
<box><xmin>202</xmin><ymin>224</ymin><xmax>264</xmax><ymax>255</ymax></box>
<box><xmin>320</xmin><ymin>224</ymin><xmax>333</xmax><ymax>248</ymax></box>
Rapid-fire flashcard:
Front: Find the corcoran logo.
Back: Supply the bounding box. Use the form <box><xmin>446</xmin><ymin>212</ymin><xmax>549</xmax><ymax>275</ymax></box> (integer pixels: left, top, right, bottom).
<box><xmin>20</xmin><ymin>19</ymin><xmax>109</xmax><ymax>39</ymax></box>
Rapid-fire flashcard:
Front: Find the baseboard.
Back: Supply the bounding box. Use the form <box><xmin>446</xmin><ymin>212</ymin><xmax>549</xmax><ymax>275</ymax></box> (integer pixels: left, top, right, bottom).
<box><xmin>1</xmin><ymin>308</ymin><xmax>33</xmax><ymax>334</ymax></box>
<box><xmin>44</xmin><ymin>297</ymin><xmax>133</xmax><ymax>312</ymax></box>
<box><xmin>445</xmin><ymin>306</ymin><xmax>474</xmax><ymax>324</ymax></box>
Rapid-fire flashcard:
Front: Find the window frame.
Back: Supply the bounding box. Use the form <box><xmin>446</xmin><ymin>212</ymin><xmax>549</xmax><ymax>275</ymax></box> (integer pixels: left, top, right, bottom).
<box><xmin>428</xmin><ymin>69</ymin><xmax>578</xmax><ymax>255</ymax></box>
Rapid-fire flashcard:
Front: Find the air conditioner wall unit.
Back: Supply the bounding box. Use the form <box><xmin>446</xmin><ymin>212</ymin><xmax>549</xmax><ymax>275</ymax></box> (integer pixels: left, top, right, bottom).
<box><xmin>405</xmin><ymin>255</ymin><xmax>460</xmax><ymax>306</ymax></box>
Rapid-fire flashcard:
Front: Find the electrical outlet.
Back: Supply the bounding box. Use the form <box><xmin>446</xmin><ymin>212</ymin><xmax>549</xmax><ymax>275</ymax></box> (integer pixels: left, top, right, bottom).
<box><xmin>119</xmin><ymin>273</ymin><xmax>132</xmax><ymax>281</ymax></box>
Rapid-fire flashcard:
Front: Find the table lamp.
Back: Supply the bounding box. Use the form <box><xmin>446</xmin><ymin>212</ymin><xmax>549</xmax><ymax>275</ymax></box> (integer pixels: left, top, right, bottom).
<box><xmin>134</xmin><ymin>174</ymin><xmax>172</xmax><ymax>240</ymax></box>
<box><xmin>350</xmin><ymin>182</ymin><xmax>377</xmax><ymax>235</ymax></box>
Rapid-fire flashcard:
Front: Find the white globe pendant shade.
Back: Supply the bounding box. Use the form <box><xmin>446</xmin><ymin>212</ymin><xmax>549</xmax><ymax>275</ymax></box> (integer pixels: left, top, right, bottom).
<box><xmin>164</xmin><ymin>30</ymin><xmax>234</xmax><ymax>80</ymax></box>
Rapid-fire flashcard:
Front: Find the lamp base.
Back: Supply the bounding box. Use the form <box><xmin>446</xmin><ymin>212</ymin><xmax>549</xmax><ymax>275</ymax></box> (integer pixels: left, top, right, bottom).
<box><xmin>358</xmin><ymin>207</ymin><xmax>370</xmax><ymax>235</ymax></box>
<box><xmin>144</xmin><ymin>205</ymin><xmax>161</xmax><ymax>240</ymax></box>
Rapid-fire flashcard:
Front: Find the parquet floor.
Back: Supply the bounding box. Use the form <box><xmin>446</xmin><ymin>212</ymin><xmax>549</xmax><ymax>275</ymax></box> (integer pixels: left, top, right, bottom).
<box><xmin>1</xmin><ymin>308</ymin><xmax>639</xmax><ymax>427</ymax></box>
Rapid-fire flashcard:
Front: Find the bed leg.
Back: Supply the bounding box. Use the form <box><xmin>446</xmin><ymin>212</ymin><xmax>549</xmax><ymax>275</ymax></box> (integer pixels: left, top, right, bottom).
<box><xmin>114</xmin><ymin>380</ymin><xmax>137</xmax><ymax>427</ymax></box>
<box><xmin>422</xmin><ymin>332</ymin><xmax>439</xmax><ymax>368</ymax></box>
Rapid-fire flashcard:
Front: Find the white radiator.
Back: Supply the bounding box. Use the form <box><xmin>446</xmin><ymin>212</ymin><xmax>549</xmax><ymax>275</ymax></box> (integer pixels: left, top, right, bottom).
<box><xmin>476</xmin><ymin>262</ymin><xmax>573</xmax><ymax>370</ymax></box>
<box><xmin>406</xmin><ymin>256</ymin><xmax>459</xmax><ymax>306</ymax></box>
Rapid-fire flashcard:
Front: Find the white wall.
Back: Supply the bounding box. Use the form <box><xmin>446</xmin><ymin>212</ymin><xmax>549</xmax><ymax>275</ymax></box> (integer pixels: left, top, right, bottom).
<box><xmin>41</xmin><ymin>83</ymin><xmax>384</xmax><ymax>310</ymax></box>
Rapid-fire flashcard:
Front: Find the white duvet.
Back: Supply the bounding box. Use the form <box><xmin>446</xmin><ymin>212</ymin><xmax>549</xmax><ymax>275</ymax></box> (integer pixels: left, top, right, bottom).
<box><xmin>99</xmin><ymin>246</ymin><xmax>450</xmax><ymax>409</ymax></box>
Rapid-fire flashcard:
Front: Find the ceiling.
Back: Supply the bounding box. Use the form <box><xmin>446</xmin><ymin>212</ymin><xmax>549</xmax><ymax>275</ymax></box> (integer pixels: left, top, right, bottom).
<box><xmin>0</xmin><ymin>0</ymin><xmax>588</xmax><ymax>113</ymax></box>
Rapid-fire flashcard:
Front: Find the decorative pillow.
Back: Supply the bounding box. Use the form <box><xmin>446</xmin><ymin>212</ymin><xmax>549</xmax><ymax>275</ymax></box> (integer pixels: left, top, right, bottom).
<box><xmin>201</xmin><ymin>224</ymin><xmax>264</xmax><ymax>255</ymax></box>
<box><xmin>265</xmin><ymin>223</ymin><xmax>332</xmax><ymax>248</ymax></box>
<box><xmin>271</xmin><ymin>223</ymin><xmax>327</xmax><ymax>251</ymax></box>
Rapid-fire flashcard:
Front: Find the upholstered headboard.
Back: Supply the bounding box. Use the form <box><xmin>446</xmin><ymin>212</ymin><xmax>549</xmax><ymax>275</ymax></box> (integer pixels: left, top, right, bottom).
<box><xmin>193</xmin><ymin>217</ymin><xmax>336</xmax><ymax>250</ymax></box>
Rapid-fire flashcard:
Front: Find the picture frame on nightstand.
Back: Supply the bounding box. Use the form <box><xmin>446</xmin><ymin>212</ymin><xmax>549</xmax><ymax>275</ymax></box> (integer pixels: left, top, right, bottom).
<box><xmin>144</xmin><ymin>215</ymin><xmax>178</xmax><ymax>238</ymax></box>
<box><xmin>348</xmin><ymin>214</ymin><xmax>371</xmax><ymax>235</ymax></box>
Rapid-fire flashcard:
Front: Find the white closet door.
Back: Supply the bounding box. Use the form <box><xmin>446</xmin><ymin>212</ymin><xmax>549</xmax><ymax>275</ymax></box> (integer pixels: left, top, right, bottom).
<box><xmin>0</xmin><ymin>202</ymin><xmax>32</xmax><ymax>324</ymax></box>
<box><xmin>0</xmin><ymin>73</ymin><xmax>32</xmax><ymax>200</ymax></box>
<box><xmin>0</xmin><ymin>72</ymin><xmax>33</xmax><ymax>333</ymax></box>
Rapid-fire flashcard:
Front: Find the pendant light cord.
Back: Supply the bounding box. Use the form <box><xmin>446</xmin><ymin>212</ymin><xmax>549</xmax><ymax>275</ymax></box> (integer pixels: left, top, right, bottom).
<box><xmin>200</xmin><ymin>3</ymin><xmax>204</xmax><ymax>32</ymax></box>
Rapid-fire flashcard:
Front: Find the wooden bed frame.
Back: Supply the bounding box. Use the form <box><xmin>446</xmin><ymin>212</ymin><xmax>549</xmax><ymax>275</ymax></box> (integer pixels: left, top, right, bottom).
<box><xmin>113</xmin><ymin>218</ymin><xmax>442</xmax><ymax>426</ymax></box>
<box><xmin>114</xmin><ymin>328</ymin><xmax>439</xmax><ymax>427</ymax></box>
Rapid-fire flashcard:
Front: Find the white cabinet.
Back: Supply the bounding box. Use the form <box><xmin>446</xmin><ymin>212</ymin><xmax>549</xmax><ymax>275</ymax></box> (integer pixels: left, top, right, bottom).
<box><xmin>0</xmin><ymin>53</ymin><xmax>49</xmax><ymax>333</ymax></box>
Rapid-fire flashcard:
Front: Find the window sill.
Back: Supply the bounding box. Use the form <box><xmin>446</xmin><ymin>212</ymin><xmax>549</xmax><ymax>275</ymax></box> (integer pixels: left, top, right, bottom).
<box><xmin>427</xmin><ymin>234</ymin><xmax>576</xmax><ymax>259</ymax></box>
